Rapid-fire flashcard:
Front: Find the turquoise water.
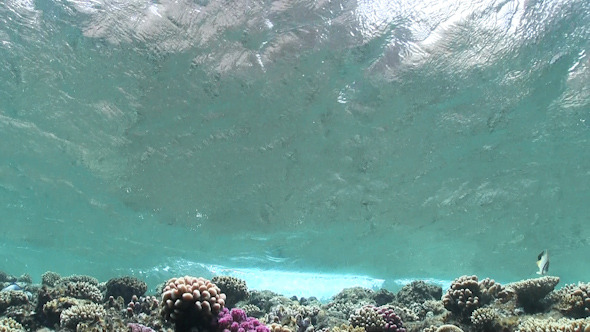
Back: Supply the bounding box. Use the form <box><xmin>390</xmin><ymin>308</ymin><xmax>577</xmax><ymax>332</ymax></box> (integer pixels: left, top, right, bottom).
<box><xmin>0</xmin><ymin>0</ymin><xmax>589</xmax><ymax>296</ymax></box>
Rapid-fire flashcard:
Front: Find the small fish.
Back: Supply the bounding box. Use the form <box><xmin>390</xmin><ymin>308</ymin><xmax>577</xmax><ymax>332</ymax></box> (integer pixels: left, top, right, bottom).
<box><xmin>1</xmin><ymin>282</ymin><xmax>23</xmax><ymax>292</ymax></box>
<box><xmin>536</xmin><ymin>249</ymin><xmax>550</xmax><ymax>275</ymax></box>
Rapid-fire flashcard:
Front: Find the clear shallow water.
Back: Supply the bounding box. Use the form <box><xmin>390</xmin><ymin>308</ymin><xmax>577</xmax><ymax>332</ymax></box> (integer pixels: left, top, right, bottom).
<box><xmin>0</xmin><ymin>0</ymin><xmax>589</xmax><ymax>297</ymax></box>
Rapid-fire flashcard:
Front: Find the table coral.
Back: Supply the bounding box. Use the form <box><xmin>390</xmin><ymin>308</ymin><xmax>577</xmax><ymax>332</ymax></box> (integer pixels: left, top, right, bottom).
<box><xmin>507</xmin><ymin>276</ymin><xmax>560</xmax><ymax>313</ymax></box>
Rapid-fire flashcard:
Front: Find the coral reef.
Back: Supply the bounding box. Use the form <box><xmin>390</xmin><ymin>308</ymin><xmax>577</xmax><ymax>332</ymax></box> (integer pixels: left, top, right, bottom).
<box><xmin>506</xmin><ymin>276</ymin><xmax>560</xmax><ymax>313</ymax></box>
<box><xmin>0</xmin><ymin>317</ymin><xmax>25</xmax><ymax>332</ymax></box>
<box><xmin>58</xmin><ymin>275</ymin><xmax>99</xmax><ymax>286</ymax></box>
<box><xmin>441</xmin><ymin>275</ymin><xmax>505</xmax><ymax>320</ymax></box>
<box><xmin>261</xmin><ymin>299</ymin><xmax>322</xmax><ymax>332</ymax></box>
<box><xmin>554</xmin><ymin>283</ymin><xmax>590</xmax><ymax>318</ymax></box>
<box><xmin>63</xmin><ymin>281</ymin><xmax>103</xmax><ymax>303</ymax></box>
<box><xmin>247</xmin><ymin>290</ymin><xmax>284</xmax><ymax>313</ymax></box>
<box><xmin>327</xmin><ymin>324</ymin><xmax>366</xmax><ymax>332</ymax></box>
<box><xmin>213</xmin><ymin>276</ymin><xmax>250</xmax><ymax>308</ymax></box>
<box><xmin>0</xmin><ymin>270</ymin><xmax>589</xmax><ymax>332</ymax></box>
<box><xmin>59</xmin><ymin>302</ymin><xmax>106</xmax><ymax>329</ymax></box>
<box><xmin>374</xmin><ymin>289</ymin><xmax>395</xmax><ymax>306</ymax></box>
<box><xmin>422</xmin><ymin>325</ymin><xmax>464</xmax><ymax>332</ymax></box>
<box><xmin>516</xmin><ymin>317</ymin><xmax>590</xmax><ymax>332</ymax></box>
<box><xmin>242</xmin><ymin>304</ymin><xmax>264</xmax><ymax>318</ymax></box>
<box><xmin>270</xmin><ymin>322</ymin><xmax>293</xmax><ymax>332</ymax></box>
<box><xmin>127</xmin><ymin>295</ymin><xmax>160</xmax><ymax>317</ymax></box>
<box><xmin>348</xmin><ymin>305</ymin><xmax>406</xmax><ymax>332</ymax></box>
<box><xmin>41</xmin><ymin>272</ymin><xmax>61</xmax><ymax>287</ymax></box>
<box><xmin>106</xmin><ymin>276</ymin><xmax>148</xmax><ymax>303</ymax></box>
<box><xmin>0</xmin><ymin>291</ymin><xmax>28</xmax><ymax>313</ymax></box>
<box><xmin>325</xmin><ymin>288</ymin><xmax>376</xmax><ymax>320</ymax></box>
<box><xmin>218</xmin><ymin>307</ymin><xmax>270</xmax><ymax>332</ymax></box>
<box><xmin>470</xmin><ymin>307</ymin><xmax>499</xmax><ymax>331</ymax></box>
<box><xmin>128</xmin><ymin>322</ymin><xmax>157</xmax><ymax>332</ymax></box>
<box><xmin>160</xmin><ymin>276</ymin><xmax>226</xmax><ymax>331</ymax></box>
<box><xmin>42</xmin><ymin>297</ymin><xmax>81</xmax><ymax>327</ymax></box>
<box><xmin>395</xmin><ymin>281</ymin><xmax>442</xmax><ymax>307</ymax></box>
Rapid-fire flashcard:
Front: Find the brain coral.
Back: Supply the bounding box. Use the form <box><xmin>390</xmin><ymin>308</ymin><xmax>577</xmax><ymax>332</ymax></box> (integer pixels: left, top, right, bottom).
<box><xmin>160</xmin><ymin>276</ymin><xmax>226</xmax><ymax>331</ymax></box>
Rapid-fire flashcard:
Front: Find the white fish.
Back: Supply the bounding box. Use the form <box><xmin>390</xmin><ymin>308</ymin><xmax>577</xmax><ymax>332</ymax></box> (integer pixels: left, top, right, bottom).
<box><xmin>536</xmin><ymin>249</ymin><xmax>549</xmax><ymax>275</ymax></box>
<box><xmin>1</xmin><ymin>282</ymin><xmax>22</xmax><ymax>292</ymax></box>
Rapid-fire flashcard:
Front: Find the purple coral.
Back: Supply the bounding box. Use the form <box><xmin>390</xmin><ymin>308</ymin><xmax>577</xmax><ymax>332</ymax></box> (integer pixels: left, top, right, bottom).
<box><xmin>377</xmin><ymin>306</ymin><xmax>406</xmax><ymax>332</ymax></box>
<box><xmin>350</xmin><ymin>305</ymin><xmax>406</xmax><ymax>332</ymax></box>
<box><xmin>127</xmin><ymin>323</ymin><xmax>155</xmax><ymax>332</ymax></box>
<box><xmin>217</xmin><ymin>308</ymin><xmax>270</xmax><ymax>332</ymax></box>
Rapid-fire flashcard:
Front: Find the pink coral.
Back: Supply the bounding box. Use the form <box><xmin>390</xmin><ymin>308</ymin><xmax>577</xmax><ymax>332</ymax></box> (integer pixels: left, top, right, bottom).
<box><xmin>217</xmin><ymin>308</ymin><xmax>270</xmax><ymax>332</ymax></box>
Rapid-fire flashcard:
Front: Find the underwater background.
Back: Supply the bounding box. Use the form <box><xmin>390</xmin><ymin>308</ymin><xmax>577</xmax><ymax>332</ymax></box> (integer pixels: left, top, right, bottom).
<box><xmin>0</xmin><ymin>0</ymin><xmax>588</xmax><ymax>298</ymax></box>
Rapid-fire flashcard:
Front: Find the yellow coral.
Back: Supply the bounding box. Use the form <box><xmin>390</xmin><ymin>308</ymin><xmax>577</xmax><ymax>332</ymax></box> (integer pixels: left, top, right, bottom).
<box><xmin>0</xmin><ymin>317</ymin><xmax>25</xmax><ymax>332</ymax></box>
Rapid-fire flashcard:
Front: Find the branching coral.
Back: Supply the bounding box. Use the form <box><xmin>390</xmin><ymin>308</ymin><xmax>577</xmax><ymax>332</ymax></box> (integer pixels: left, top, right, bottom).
<box><xmin>217</xmin><ymin>307</ymin><xmax>270</xmax><ymax>332</ymax></box>
<box><xmin>0</xmin><ymin>291</ymin><xmax>28</xmax><ymax>313</ymax></box>
<box><xmin>516</xmin><ymin>317</ymin><xmax>590</xmax><ymax>332</ymax></box>
<box><xmin>58</xmin><ymin>275</ymin><xmax>99</xmax><ymax>286</ymax></box>
<box><xmin>554</xmin><ymin>283</ymin><xmax>590</xmax><ymax>318</ymax></box>
<box><xmin>470</xmin><ymin>307</ymin><xmax>499</xmax><ymax>331</ymax></box>
<box><xmin>348</xmin><ymin>305</ymin><xmax>406</xmax><ymax>332</ymax></box>
<box><xmin>442</xmin><ymin>275</ymin><xmax>506</xmax><ymax>320</ymax></box>
<box><xmin>64</xmin><ymin>281</ymin><xmax>103</xmax><ymax>303</ymax></box>
<box><xmin>41</xmin><ymin>271</ymin><xmax>61</xmax><ymax>287</ymax></box>
<box><xmin>60</xmin><ymin>302</ymin><xmax>106</xmax><ymax>329</ymax></box>
<box><xmin>0</xmin><ymin>317</ymin><xmax>25</xmax><ymax>332</ymax></box>
<box><xmin>442</xmin><ymin>276</ymin><xmax>479</xmax><ymax>319</ymax></box>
